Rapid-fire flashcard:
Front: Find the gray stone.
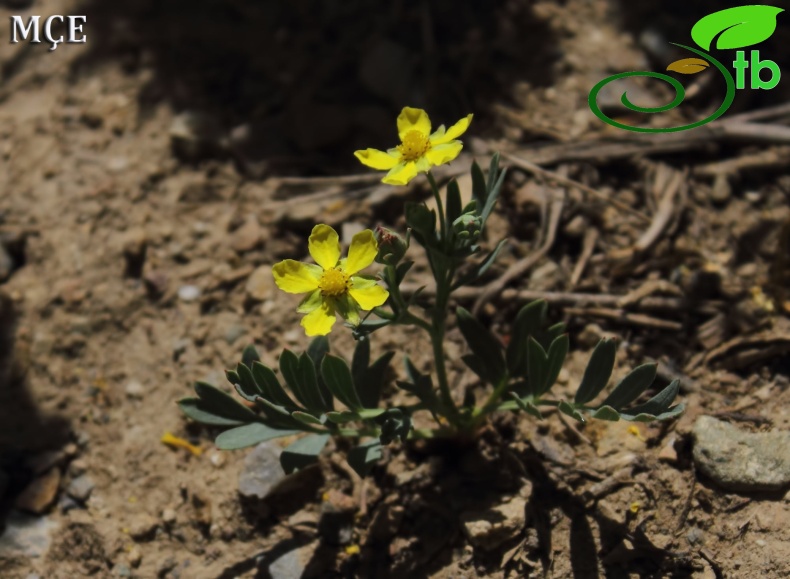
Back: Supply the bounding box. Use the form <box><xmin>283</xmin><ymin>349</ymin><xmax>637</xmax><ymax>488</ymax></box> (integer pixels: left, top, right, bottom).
<box><xmin>460</xmin><ymin>496</ymin><xmax>528</xmax><ymax>550</ymax></box>
<box><xmin>0</xmin><ymin>511</ymin><xmax>58</xmax><ymax>558</ymax></box>
<box><xmin>224</xmin><ymin>324</ymin><xmax>246</xmax><ymax>345</ymax></box>
<box><xmin>269</xmin><ymin>541</ymin><xmax>319</xmax><ymax>579</ymax></box>
<box><xmin>693</xmin><ymin>415</ymin><xmax>790</xmax><ymax>492</ymax></box>
<box><xmin>67</xmin><ymin>474</ymin><xmax>95</xmax><ymax>502</ymax></box>
<box><xmin>238</xmin><ymin>442</ymin><xmax>285</xmax><ymax>500</ymax></box>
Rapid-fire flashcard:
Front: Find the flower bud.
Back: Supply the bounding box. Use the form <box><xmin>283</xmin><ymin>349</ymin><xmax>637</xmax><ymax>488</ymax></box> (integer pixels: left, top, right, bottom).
<box><xmin>374</xmin><ymin>226</ymin><xmax>408</xmax><ymax>264</ymax></box>
<box><xmin>451</xmin><ymin>212</ymin><xmax>482</xmax><ymax>243</ymax></box>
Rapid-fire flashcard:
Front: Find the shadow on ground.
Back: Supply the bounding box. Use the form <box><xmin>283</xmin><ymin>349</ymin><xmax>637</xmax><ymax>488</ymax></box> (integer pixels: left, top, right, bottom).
<box><xmin>65</xmin><ymin>0</ymin><xmax>559</xmax><ymax>174</ymax></box>
<box><xmin>0</xmin><ymin>292</ymin><xmax>70</xmax><ymax>529</ymax></box>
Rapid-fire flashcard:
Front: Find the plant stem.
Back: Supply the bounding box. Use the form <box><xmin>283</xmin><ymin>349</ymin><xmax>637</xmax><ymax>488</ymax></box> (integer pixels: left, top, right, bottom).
<box><xmin>431</xmin><ymin>265</ymin><xmax>461</xmax><ymax>426</ymax></box>
<box><xmin>474</xmin><ymin>375</ymin><xmax>511</xmax><ymax>421</ymax></box>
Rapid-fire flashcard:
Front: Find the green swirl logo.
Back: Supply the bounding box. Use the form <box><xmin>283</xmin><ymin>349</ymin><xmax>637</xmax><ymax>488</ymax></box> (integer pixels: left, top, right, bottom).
<box><xmin>589</xmin><ymin>6</ymin><xmax>784</xmax><ymax>133</ymax></box>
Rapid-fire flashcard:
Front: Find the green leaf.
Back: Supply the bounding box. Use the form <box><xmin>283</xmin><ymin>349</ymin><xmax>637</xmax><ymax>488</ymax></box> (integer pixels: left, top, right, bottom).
<box><xmin>452</xmin><ymin>238</ymin><xmax>508</xmax><ymax>289</ymax></box>
<box><xmin>591</xmin><ymin>405</ymin><xmax>621</xmax><ymax>421</ymax></box>
<box><xmin>225</xmin><ymin>369</ymin><xmax>240</xmax><ymax>386</ymax></box>
<box><xmin>526</xmin><ymin>337</ymin><xmax>548</xmax><ymax>396</ymax></box>
<box><xmin>192</xmin><ymin>382</ymin><xmax>259</xmax><ymax>423</ymax></box>
<box><xmin>471</xmin><ymin>161</ymin><xmax>488</xmax><ymax>208</ymax></box>
<box><xmin>574</xmin><ymin>338</ymin><xmax>617</xmax><ymax>404</ymax></box>
<box><xmin>405</xmin><ymin>203</ymin><xmax>436</xmax><ymax>241</ymax></box>
<box><xmin>377</xmin><ymin>408</ymin><xmax>412</xmax><ymax>444</ymax></box>
<box><xmin>456</xmin><ymin>307</ymin><xmax>506</xmax><ymax>384</ymax></box>
<box><xmin>481</xmin><ymin>165</ymin><xmax>505</xmax><ymax>230</ymax></box>
<box><xmin>251</xmin><ymin>361</ymin><xmax>299</xmax><ymax>409</ymax></box>
<box><xmin>691</xmin><ymin>6</ymin><xmax>783</xmax><ymax>51</ymax></box>
<box><xmin>351</xmin><ymin>337</ymin><xmax>371</xmax><ymax>390</ymax></box>
<box><xmin>236</xmin><ymin>363</ymin><xmax>264</xmax><ymax>399</ymax></box>
<box><xmin>397</xmin><ymin>356</ymin><xmax>440</xmax><ymax>412</ymax></box>
<box><xmin>462</xmin><ymin>354</ymin><xmax>491</xmax><ymax>384</ymax></box>
<box><xmin>601</xmin><ymin>363</ymin><xmax>657</xmax><ymax>410</ymax></box>
<box><xmin>326</xmin><ymin>411</ymin><xmax>360</xmax><ymax>423</ymax></box>
<box><xmin>298</xmin><ymin>352</ymin><xmax>330</xmax><ymax>411</ymax></box>
<box><xmin>507</xmin><ymin>300</ymin><xmax>548</xmax><ymax>376</ymax></box>
<box><xmin>291</xmin><ymin>411</ymin><xmax>324</xmax><ymax>426</ymax></box>
<box><xmin>215</xmin><ymin>422</ymin><xmax>298</xmax><ymax>450</ymax></box>
<box><xmin>533</xmin><ymin>334</ymin><xmax>568</xmax><ymax>397</ymax></box>
<box><xmin>280</xmin><ymin>434</ymin><xmax>330</xmax><ymax>474</ymax></box>
<box><xmin>558</xmin><ymin>400</ymin><xmax>586</xmax><ymax>423</ymax></box>
<box><xmin>347</xmin><ymin>440</ymin><xmax>383</xmax><ymax>477</ymax></box>
<box><xmin>306</xmin><ymin>336</ymin><xmax>330</xmax><ymax>366</ymax></box>
<box><xmin>241</xmin><ymin>344</ymin><xmax>260</xmax><ymax>367</ymax></box>
<box><xmin>178</xmin><ymin>397</ymin><xmax>247</xmax><ymax>427</ymax></box>
<box><xmin>357</xmin><ymin>351</ymin><xmax>395</xmax><ymax>409</ymax></box>
<box><xmin>510</xmin><ymin>393</ymin><xmax>543</xmax><ymax>419</ymax></box>
<box><xmin>279</xmin><ymin>349</ymin><xmax>304</xmax><ymax>400</ymax></box>
<box><xmin>321</xmin><ymin>355</ymin><xmax>363</xmax><ymax>411</ymax></box>
<box><xmin>446</xmin><ymin>179</ymin><xmax>463</xmax><ymax>226</ymax></box>
<box><xmin>543</xmin><ymin>322</ymin><xmax>566</xmax><ymax>344</ymax></box>
<box><xmin>395</xmin><ymin>260</ymin><xmax>414</xmax><ymax>285</ymax></box>
<box><xmin>620</xmin><ymin>403</ymin><xmax>685</xmax><ymax>422</ymax></box>
<box><xmin>621</xmin><ymin>379</ymin><xmax>680</xmax><ymax>417</ymax></box>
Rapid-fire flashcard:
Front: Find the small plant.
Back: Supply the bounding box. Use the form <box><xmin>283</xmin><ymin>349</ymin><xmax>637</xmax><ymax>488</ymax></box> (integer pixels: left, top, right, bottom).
<box><xmin>179</xmin><ymin>107</ymin><xmax>683</xmax><ymax>476</ymax></box>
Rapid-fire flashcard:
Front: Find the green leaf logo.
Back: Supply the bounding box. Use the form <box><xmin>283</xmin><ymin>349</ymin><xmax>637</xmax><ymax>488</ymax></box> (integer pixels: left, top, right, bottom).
<box><xmin>691</xmin><ymin>5</ymin><xmax>784</xmax><ymax>51</ymax></box>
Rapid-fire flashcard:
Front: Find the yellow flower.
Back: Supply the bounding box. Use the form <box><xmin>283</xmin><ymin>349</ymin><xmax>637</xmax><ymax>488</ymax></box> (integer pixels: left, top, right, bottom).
<box><xmin>272</xmin><ymin>224</ymin><xmax>389</xmax><ymax>336</ymax></box>
<box><xmin>354</xmin><ymin>107</ymin><xmax>473</xmax><ymax>186</ymax></box>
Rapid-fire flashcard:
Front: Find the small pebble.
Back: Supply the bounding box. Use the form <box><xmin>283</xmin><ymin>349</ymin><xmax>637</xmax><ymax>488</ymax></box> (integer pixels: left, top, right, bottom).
<box><xmin>67</xmin><ymin>475</ymin><xmax>95</xmax><ymax>503</ymax></box>
<box><xmin>124</xmin><ymin>381</ymin><xmax>145</xmax><ymax>399</ymax></box>
<box><xmin>69</xmin><ymin>459</ymin><xmax>88</xmax><ymax>477</ymax></box>
<box><xmin>178</xmin><ymin>285</ymin><xmax>201</xmax><ymax>302</ymax></box>
<box><xmin>128</xmin><ymin>547</ymin><xmax>142</xmax><ymax>568</ymax></box>
<box><xmin>162</xmin><ymin>508</ymin><xmax>177</xmax><ymax>525</ymax></box>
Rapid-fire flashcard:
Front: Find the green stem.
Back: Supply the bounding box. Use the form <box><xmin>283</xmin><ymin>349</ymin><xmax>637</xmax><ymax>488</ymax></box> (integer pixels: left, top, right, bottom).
<box><xmin>430</xmin><ymin>265</ymin><xmax>461</xmax><ymax>426</ymax></box>
<box><xmin>475</xmin><ymin>375</ymin><xmax>511</xmax><ymax>420</ymax></box>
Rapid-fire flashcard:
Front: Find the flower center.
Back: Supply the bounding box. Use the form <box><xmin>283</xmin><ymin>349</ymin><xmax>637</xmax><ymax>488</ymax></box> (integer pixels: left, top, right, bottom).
<box><xmin>319</xmin><ymin>268</ymin><xmax>350</xmax><ymax>297</ymax></box>
<box><xmin>398</xmin><ymin>130</ymin><xmax>431</xmax><ymax>161</ymax></box>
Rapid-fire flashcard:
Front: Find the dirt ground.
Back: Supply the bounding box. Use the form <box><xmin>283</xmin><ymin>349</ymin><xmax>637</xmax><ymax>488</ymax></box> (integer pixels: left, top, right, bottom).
<box><xmin>1</xmin><ymin>0</ymin><xmax>790</xmax><ymax>577</ymax></box>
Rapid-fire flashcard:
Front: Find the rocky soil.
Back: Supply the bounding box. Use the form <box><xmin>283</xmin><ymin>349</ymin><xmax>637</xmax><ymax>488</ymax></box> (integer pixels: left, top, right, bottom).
<box><xmin>1</xmin><ymin>0</ymin><xmax>790</xmax><ymax>577</ymax></box>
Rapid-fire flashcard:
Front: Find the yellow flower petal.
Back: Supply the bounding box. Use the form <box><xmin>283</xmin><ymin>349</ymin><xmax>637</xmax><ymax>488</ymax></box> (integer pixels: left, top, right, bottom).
<box><xmin>429</xmin><ymin>114</ymin><xmax>473</xmax><ymax>146</ymax></box>
<box><xmin>349</xmin><ymin>280</ymin><xmax>389</xmax><ymax>310</ymax></box>
<box><xmin>301</xmin><ymin>299</ymin><xmax>336</xmax><ymax>336</ymax></box>
<box><xmin>382</xmin><ymin>162</ymin><xmax>418</xmax><ymax>186</ymax></box>
<box><xmin>273</xmin><ymin>260</ymin><xmax>322</xmax><ymax>294</ymax></box>
<box><xmin>344</xmin><ymin>229</ymin><xmax>378</xmax><ymax>275</ymax></box>
<box><xmin>425</xmin><ymin>142</ymin><xmax>463</xmax><ymax>167</ymax></box>
<box><xmin>354</xmin><ymin>148</ymin><xmax>400</xmax><ymax>170</ymax></box>
<box><xmin>309</xmin><ymin>224</ymin><xmax>341</xmax><ymax>270</ymax></box>
<box><xmin>397</xmin><ymin>107</ymin><xmax>431</xmax><ymax>140</ymax></box>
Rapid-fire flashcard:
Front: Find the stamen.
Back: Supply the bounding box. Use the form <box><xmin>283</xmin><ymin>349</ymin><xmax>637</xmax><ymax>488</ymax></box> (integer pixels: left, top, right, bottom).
<box><xmin>398</xmin><ymin>130</ymin><xmax>431</xmax><ymax>161</ymax></box>
<box><xmin>319</xmin><ymin>268</ymin><xmax>350</xmax><ymax>297</ymax></box>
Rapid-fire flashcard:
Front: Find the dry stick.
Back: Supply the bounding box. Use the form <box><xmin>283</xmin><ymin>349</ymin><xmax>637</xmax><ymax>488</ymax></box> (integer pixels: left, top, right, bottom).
<box><xmin>402</xmin><ymin>283</ymin><xmax>721</xmax><ymax>314</ymax></box>
<box><xmin>617</xmin><ymin>280</ymin><xmax>683</xmax><ymax>309</ymax></box>
<box><xmin>569</xmin><ymin>228</ymin><xmax>598</xmax><ymax>288</ymax></box>
<box><xmin>501</xmin><ymin>151</ymin><xmax>651</xmax><ymax>223</ymax></box>
<box><xmin>633</xmin><ymin>165</ymin><xmax>685</xmax><ymax>253</ymax></box>
<box><xmin>564</xmin><ymin>307</ymin><xmax>684</xmax><ymax>331</ymax></box>
<box><xmin>471</xmin><ymin>179</ymin><xmax>565</xmax><ymax>316</ymax></box>
<box><xmin>693</xmin><ymin>145</ymin><xmax>790</xmax><ymax>177</ymax></box>
<box><xmin>723</xmin><ymin>102</ymin><xmax>790</xmax><ymax>124</ymax></box>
